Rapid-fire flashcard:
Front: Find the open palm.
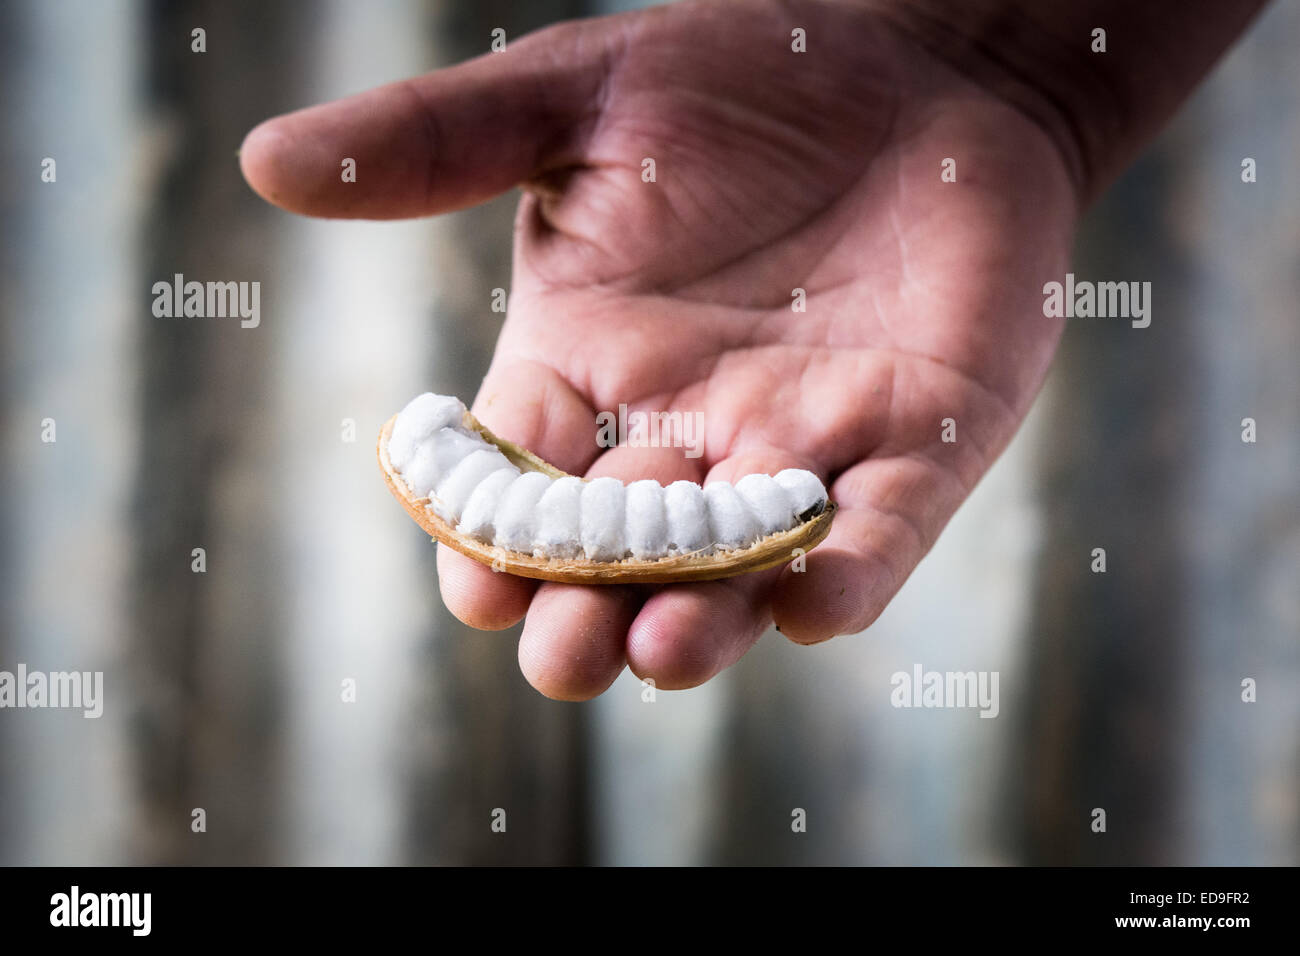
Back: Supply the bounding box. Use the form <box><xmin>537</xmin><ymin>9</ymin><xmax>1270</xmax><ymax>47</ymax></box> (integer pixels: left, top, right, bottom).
<box><xmin>242</xmin><ymin>0</ymin><xmax>1078</xmax><ymax>698</ymax></box>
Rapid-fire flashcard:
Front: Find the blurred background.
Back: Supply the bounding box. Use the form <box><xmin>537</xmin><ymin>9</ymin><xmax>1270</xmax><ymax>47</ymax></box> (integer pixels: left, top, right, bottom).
<box><xmin>1</xmin><ymin>0</ymin><xmax>1296</xmax><ymax>865</ymax></box>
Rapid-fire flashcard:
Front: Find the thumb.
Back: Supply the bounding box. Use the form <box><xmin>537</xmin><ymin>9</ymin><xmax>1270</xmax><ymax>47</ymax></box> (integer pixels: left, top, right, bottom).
<box><xmin>238</xmin><ymin>19</ymin><xmax>614</xmax><ymax>219</ymax></box>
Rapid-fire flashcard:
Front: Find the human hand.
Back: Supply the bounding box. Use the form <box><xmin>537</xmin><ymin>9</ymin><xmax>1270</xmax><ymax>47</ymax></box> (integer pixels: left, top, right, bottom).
<box><xmin>240</xmin><ymin>0</ymin><xmax>1082</xmax><ymax>698</ymax></box>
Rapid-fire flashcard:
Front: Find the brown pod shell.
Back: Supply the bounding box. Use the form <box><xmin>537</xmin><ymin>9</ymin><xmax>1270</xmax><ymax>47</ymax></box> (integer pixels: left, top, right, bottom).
<box><xmin>377</xmin><ymin>413</ymin><xmax>836</xmax><ymax>584</ymax></box>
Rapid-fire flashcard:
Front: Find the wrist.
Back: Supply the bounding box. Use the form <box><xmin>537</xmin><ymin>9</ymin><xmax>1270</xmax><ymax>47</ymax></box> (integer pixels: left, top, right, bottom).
<box><xmin>856</xmin><ymin>0</ymin><xmax>1267</xmax><ymax>205</ymax></box>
